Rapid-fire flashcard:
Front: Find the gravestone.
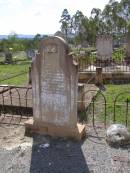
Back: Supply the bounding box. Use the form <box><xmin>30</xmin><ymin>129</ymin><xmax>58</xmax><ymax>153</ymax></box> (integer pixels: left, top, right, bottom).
<box><xmin>25</xmin><ymin>36</ymin><xmax>85</xmax><ymax>140</ymax></box>
<box><xmin>26</xmin><ymin>49</ymin><xmax>37</xmax><ymax>60</ymax></box>
<box><xmin>4</xmin><ymin>51</ymin><xmax>13</xmax><ymax>64</ymax></box>
<box><xmin>96</xmin><ymin>35</ymin><xmax>113</xmax><ymax>61</ymax></box>
<box><xmin>126</xmin><ymin>35</ymin><xmax>130</xmax><ymax>59</ymax></box>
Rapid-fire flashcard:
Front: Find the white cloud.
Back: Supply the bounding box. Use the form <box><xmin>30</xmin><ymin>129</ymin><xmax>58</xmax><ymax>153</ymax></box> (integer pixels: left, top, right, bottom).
<box><xmin>0</xmin><ymin>0</ymin><xmax>120</xmax><ymax>35</ymax></box>
<box><xmin>0</xmin><ymin>0</ymin><xmax>22</xmax><ymax>9</ymax></box>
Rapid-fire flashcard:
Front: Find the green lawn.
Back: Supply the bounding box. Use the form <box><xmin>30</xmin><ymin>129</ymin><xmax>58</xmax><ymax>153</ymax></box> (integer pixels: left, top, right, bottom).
<box><xmin>0</xmin><ymin>62</ymin><xmax>31</xmax><ymax>86</ymax></box>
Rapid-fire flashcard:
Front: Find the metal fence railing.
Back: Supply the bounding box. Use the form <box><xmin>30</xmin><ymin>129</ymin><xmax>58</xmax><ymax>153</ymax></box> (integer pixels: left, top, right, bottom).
<box><xmin>0</xmin><ymin>85</ymin><xmax>32</xmax><ymax>125</ymax></box>
<box><xmin>80</xmin><ymin>90</ymin><xmax>130</xmax><ymax>128</ymax></box>
<box><xmin>78</xmin><ymin>59</ymin><xmax>130</xmax><ymax>72</ymax></box>
<box><xmin>76</xmin><ymin>48</ymin><xmax>128</xmax><ymax>72</ymax></box>
<box><xmin>0</xmin><ymin>85</ymin><xmax>130</xmax><ymax>129</ymax></box>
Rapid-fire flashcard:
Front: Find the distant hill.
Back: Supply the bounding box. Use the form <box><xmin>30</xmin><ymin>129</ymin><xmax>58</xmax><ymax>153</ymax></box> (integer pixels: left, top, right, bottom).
<box><xmin>17</xmin><ymin>34</ymin><xmax>35</xmax><ymax>39</ymax></box>
<box><xmin>0</xmin><ymin>34</ymin><xmax>35</xmax><ymax>39</ymax></box>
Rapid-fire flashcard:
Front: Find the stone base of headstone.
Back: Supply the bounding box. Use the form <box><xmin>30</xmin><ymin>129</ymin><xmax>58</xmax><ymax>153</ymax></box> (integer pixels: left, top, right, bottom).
<box><xmin>25</xmin><ymin>118</ymin><xmax>86</xmax><ymax>141</ymax></box>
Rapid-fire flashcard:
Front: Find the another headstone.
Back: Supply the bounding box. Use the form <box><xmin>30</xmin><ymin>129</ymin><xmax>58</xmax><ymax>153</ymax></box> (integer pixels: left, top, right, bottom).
<box><xmin>25</xmin><ymin>36</ymin><xmax>85</xmax><ymax>140</ymax></box>
<box><xmin>96</xmin><ymin>35</ymin><xmax>113</xmax><ymax>61</ymax></box>
<box><xmin>125</xmin><ymin>35</ymin><xmax>130</xmax><ymax>59</ymax></box>
<box><xmin>4</xmin><ymin>51</ymin><xmax>13</xmax><ymax>64</ymax></box>
<box><xmin>26</xmin><ymin>49</ymin><xmax>37</xmax><ymax>60</ymax></box>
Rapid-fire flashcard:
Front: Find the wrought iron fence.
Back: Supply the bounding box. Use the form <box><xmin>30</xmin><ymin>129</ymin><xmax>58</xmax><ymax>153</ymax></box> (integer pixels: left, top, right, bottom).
<box><xmin>78</xmin><ymin>59</ymin><xmax>130</xmax><ymax>72</ymax></box>
<box><xmin>80</xmin><ymin>90</ymin><xmax>130</xmax><ymax>128</ymax></box>
<box><xmin>0</xmin><ymin>85</ymin><xmax>32</xmax><ymax>125</ymax></box>
<box><xmin>0</xmin><ymin>85</ymin><xmax>130</xmax><ymax>129</ymax></box>
<box><xmin>77</xmin><ymin>49</ymin><xmax>129</xmax><ymax>72</ymax></box>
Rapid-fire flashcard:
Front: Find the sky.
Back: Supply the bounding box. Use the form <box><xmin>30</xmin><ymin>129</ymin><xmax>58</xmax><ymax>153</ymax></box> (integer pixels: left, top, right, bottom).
<box><xmin>0</xmin><ymin>0</ymin><xmax>120</xmax><ymax>35</ymax></box>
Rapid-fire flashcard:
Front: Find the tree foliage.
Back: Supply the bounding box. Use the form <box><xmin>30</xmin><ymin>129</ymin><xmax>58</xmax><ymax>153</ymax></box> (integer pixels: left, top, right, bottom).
<box><xmin>60</xmin><ymin>0</ymin><xmax>130</xmax><ymax>45</ymax></box>
<box><xmin>0</xmin><ymin>33</ymin><xmax>45</xmax><ymax>52</ymax></box>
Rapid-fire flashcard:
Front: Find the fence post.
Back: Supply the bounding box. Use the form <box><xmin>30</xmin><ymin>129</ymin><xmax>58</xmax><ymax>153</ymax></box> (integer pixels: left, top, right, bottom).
<box><xmin>78</xmin><ymin>83</ymin><xmax>85</xmax><ymax>111</ymax></box>
<box><xmin>95</xmin><ymin>67</ymin><xmax>103</xmax><ymax>85</ymax></box>
<box><xmin>28</xmin><ymin>66</ymin><xmax>32</xmax><ymax>84</ymax></box>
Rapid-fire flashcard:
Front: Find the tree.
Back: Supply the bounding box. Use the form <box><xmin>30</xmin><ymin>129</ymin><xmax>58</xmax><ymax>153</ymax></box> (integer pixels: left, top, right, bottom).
<box><xmin>91</xmin><ymin>8</ymin><xmax>103</xmax><ymax>35</ymax></box>
<box><xmin>59</xmin><ymin>9</ymin><xmax>71</xmax><ymax>39</ymax></box>
<box><xmin>33</xmin><ymin>33</ymin><xmax>42</xmax><ymax>49</ymax></box>
<box><xmin>120</xmin><ymin>0</ymin><xmax>130</xmax><ymax>21</ymax></box>
<box><xmin>58</xmin><ymin>0</ymin><xmax>130</xmax><ymax>46</ymax></box>
<box><xmin>91</xmin><ymin>8</ymin><xmax>102</xmax><ymax>20</ymax></box>
<box><xmin>127</xmin><ymin>20</ymin><xmax>130</xmax><ymax>34</ymax></box>
<box><xmin>71</xmin><ymin>10</ymin><xmax>84</xmax><ymax>35</ymax></box>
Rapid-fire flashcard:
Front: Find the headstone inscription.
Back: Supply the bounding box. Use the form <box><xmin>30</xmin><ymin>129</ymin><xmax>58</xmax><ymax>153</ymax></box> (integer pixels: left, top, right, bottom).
<box><xmin>25</xmin><ymin>36</ymin><xmax>85</xmax><ymax>140</ymax></box>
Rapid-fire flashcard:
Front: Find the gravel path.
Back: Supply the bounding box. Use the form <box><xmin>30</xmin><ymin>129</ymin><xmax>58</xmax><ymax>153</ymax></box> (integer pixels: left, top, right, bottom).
<box><xmin>0</xmin><ymin>124</ymin><xmax>130</xmax><ymax>173</ymax></box>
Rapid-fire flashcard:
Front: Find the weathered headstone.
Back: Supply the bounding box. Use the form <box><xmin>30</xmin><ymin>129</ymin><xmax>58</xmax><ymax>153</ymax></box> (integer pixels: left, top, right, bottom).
<box><xmin>96</xmin><ymin>35</ymin><xmax>113</xmax><ymax>60</ymax></box>
<box><xmin>26</xmin><ymin>36</ymin><xmax>85</xmax><ymax>140</ymax></box>
<box><xmin>126</xmin><ymin>35</ymin><xmax>130</xmax><ymax>59</ymax></box>
<box><xmin>4</xmin><ymin>51</ymin><xmax>13</xmax><ymax>64</ymax></box>
<box><xmin>26</xmin><ymin>49</ymin><xmax>37</xmax><ymax>60</ymax></box>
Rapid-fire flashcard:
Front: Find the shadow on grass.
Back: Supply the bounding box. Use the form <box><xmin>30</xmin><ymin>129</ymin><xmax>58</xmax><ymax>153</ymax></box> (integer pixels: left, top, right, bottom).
<box><xmin>30</xmin><ymin>134</ymin><xmax>90</xmax><ymax>173</ymax></box>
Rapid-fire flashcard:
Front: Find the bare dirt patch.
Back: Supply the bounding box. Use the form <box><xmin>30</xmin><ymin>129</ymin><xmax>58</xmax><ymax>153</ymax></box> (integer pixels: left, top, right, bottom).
<box><xmin>0</xmin><ymin>123</ymin><xmax>130</xmax><ymax>173</ymax></box>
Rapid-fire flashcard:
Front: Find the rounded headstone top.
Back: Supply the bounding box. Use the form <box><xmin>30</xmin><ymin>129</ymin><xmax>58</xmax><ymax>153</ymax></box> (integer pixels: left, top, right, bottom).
<box><xmin>97</xmin><ymin>34</ymin><xmax>113</xmax><ymax>40</ymax></box>
<box><xmin>40</xmin><ymin>36</ymin><xmax>69</xmax><ymax>50</ymax></box>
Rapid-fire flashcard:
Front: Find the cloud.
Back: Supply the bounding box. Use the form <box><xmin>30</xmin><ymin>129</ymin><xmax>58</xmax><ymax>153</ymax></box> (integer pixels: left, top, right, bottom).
<box><xmin>0</xmin><ymin>0</ymin><xmax>120</xmax><ymax>35</ymax></box>
<box><xmin>0</xmin><ymin>0</ymin><xmax>22</xmax><ymax>8</ymax></box>
<box><xmin>34</xmin><ymin>12</ymin><xmax>42</xmax><ymax>16</ymax></box>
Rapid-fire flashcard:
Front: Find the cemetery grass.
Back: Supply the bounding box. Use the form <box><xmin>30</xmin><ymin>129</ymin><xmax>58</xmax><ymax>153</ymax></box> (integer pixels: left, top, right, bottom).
<box><xmin>85</xmin><ymin>84</ymin><xmax>130</xmax><ymax>127</ymax></box>
<box><xmin>112</xmin><ymin>48</ymin><xmax>125</xmax><ymax>61</ymax></box>
<box><xmin>0</xmin><ymin>63</ymin><xmax>31</xmax><ymax>85</ymax></box>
